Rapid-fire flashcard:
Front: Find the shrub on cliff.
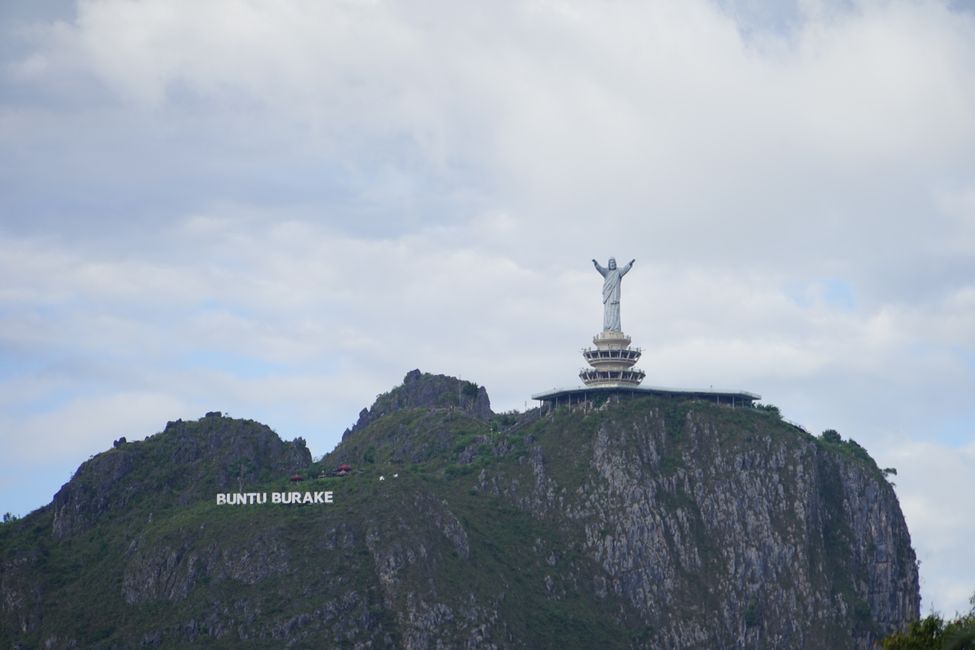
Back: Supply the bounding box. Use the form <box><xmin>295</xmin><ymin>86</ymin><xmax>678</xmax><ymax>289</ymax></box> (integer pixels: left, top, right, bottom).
<box><xmin>882</xmin><ymin>595</ymin><xmax>975</xmax><ymax>650</ymax></box>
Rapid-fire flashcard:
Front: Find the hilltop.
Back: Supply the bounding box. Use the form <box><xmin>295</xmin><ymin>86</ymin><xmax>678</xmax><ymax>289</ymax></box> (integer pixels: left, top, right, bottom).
<box><xmin>0</xmin><ymin>371</ymin><xmax>919</xmax><ymax>648</ymax></box>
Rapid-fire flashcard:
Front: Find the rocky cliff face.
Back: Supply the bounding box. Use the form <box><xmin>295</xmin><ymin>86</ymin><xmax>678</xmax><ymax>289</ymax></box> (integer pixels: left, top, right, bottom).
<box><xmin>51</xmin><ymin>413</ymin><xmax>311</xmax><ymax>539</ymax></box>
<box><xmin>484</xmin><ymin>405</ymin><xmax>919</xmax><ymax>648</ymax></box>
<box><xmin>0</xmin><ymin>373</ymin><xmax>918</xmax><ymax>649</ymax></box>
<box><xmin>344</xmin><ymin>369</ymin><xmax>492</xmax><ymax>438</ymax></box>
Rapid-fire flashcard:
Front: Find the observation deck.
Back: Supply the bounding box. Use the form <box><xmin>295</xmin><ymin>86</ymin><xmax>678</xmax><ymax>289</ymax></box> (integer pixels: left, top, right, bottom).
<box><xmin>532</xmin><ymin>384</ymin><xmax>761</xmax><ymax>409</ymax></box>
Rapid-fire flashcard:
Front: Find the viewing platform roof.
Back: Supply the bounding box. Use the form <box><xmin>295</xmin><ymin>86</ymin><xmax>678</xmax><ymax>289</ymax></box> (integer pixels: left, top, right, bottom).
<box><xmin>531</xmin><ymin>384</ymin><xmax>761</xmax><ymax>405</ymax></box>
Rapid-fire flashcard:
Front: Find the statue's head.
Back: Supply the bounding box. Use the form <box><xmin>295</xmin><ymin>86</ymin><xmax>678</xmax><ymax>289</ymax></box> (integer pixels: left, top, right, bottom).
<box><xmin>608</xmin><ymin>257</ymin><xmax>617</xmax><ymax>270</ymax></box>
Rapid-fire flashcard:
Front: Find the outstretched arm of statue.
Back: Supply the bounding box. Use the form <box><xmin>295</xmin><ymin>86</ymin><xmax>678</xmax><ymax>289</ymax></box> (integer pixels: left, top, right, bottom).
<box><xmin>621</xmin><ymin>259</ymin><xmax>635</xmax><ymax>275</ymax></box>
<box><xmin>593</xmin><ymin>259</ymin><xmax>607</xmax><ymax>276</ymax></box>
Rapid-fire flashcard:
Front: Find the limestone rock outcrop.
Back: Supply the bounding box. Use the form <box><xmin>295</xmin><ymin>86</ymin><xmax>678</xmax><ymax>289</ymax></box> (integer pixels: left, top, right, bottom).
<box><xmin>0</xmin><ymin>374</ymin><xmax>918</xmax><ymax>649</ymax></box>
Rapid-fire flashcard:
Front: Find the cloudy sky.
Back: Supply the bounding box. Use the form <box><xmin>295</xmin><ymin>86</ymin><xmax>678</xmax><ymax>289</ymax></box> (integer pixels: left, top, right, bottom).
<box><xmin>2</xmin><ymin>0</ymin><xmax>974</xmax><ymax>616</ymax></box>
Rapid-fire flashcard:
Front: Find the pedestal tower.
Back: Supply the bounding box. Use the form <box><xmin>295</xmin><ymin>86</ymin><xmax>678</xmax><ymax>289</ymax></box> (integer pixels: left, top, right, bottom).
<box><xmin>580</xmin><ymin>330</ymin><xmax>645</xmax><ymax>387</ymax></box>
<box><xmin>580</xmin><ymin>257</ymin><xmax>645</xmax><ymax>387</ymax></box>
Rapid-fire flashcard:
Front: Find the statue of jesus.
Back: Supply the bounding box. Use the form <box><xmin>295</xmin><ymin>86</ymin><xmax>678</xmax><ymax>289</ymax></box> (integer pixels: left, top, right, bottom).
<box><xmin>592</xmin><ymin>257</ymin><xmax>635</xmax><ymax>332</ymax></box>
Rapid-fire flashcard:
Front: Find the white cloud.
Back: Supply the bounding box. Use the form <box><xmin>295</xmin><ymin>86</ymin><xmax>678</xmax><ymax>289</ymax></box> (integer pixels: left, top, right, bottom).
<box><xmin>1</xmin><ymin>391</ymin><xmax>191</xmax><ymax>462</ymax></box>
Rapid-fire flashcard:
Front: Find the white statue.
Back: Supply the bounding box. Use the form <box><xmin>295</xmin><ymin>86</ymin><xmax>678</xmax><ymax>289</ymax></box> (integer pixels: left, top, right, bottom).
<box><xmin>592</xmin><ymin>257</ymin><xmax>635</xmax><ymax>332</ymax></box>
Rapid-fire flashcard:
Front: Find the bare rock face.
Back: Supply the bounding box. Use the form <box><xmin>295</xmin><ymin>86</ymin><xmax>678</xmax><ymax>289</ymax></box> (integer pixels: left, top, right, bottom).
<box><xmin>551</xmin><ymin>409</ymin><xmax>918</xmax><ymax>649</ymax></box>
<box><xmin>122</xmin><ymin>527</ymin><xmax>293</xmax><ymax>604</ymax></box>
<box><xmin>344</xmin><ymin>369</ymin><xmax>492</xmax><ymax>438</ymax></box>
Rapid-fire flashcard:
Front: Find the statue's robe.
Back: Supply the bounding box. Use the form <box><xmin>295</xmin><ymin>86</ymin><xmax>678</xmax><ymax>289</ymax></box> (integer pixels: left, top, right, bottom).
<box><xmin>594</xmin><ymin>260</ymin><xmax>633</xmax><ymax>331</ymax></box>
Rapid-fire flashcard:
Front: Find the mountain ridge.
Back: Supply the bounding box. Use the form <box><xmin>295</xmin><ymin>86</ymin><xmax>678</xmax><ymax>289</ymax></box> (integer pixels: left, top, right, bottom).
<box><xmin>0</xmin><ymin>370</ymin><xmax>919</xmax><ymax>648</ymax></box>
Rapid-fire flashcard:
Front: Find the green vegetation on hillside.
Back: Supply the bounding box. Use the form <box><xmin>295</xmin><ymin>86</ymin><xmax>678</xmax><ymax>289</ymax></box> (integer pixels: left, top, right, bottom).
<box><xmin>0</xmin><ymin>385</ymin><xmax>919</xmax><ymax>649</ymax></box>
<box><xmin>881</xmin><ymin>596</ymin><xmax>975</xmax><ymax>650</ymax></box>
